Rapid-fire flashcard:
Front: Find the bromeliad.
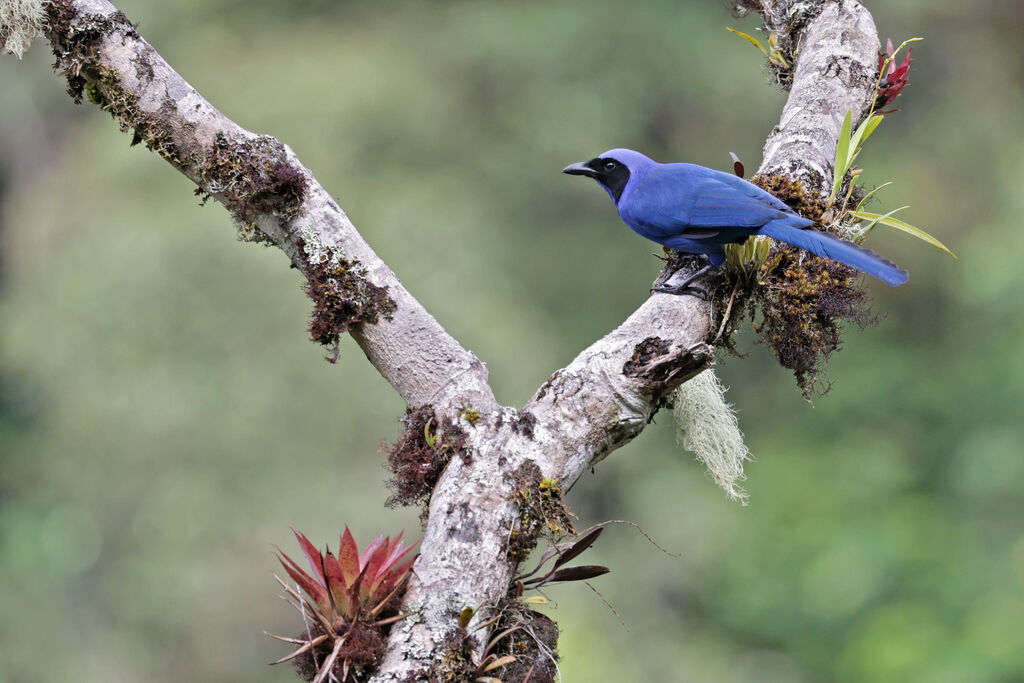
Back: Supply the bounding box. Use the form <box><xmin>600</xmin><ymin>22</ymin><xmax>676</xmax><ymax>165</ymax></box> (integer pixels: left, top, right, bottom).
<box><xmin>271</xmin><ymin>528</ymin><xmax>418</xmax><ymax>683</ymax></box>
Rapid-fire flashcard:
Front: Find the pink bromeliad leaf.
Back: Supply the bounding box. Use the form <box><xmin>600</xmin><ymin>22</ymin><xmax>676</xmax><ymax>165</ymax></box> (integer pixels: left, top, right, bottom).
<box><xmin>378</xmin><ymin>553</ymin><xmax>417</xmax><ymax>597</ymax></box>
<box><xmin>373</xmin><ymin>535</ymin><xmax>417</xmax><ymax>595</ymax></box>
<box><xmin>322</xmin><ymin>550</ymin><xmax>354</xmax><ymax>619</ymax></box>
<box><xmin>359</xmin><ymin>535</ymin><xmax>386</xmax><ymax>571</ymax></box>
<box><xmin>360</xmin><ymin>538</ymin><xmax>394</xmax><ymax>602</ymax></box>
<box><xmin>291</xmin><ymin>529</ymin><xmax>326</xmax><ymax>582</ymax></box>
<box><xmin>338</xmin><ymin>527</ymin><xmax>361</xmax><ymax>586</ymax></box>
<box><xmin>276</xmin><ymin>549</ymin><xmax>330</xmax><ymax>613</ymax></box>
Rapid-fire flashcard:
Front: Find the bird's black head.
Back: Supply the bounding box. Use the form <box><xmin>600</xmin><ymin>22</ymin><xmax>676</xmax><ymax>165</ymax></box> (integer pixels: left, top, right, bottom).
<box><xmin>562</xmin><ymin>156</ymin><xmax>632</xmax><ymax>203</ymax></box>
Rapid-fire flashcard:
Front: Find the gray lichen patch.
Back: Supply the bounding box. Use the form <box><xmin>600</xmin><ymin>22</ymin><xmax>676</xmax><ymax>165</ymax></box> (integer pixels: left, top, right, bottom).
<box><xmin>494</xmin><ymin>408</ymin><xmax>537</xmax><ymax>440</ymax></box>
<box><xmin>1</xmin><ymin>0</ymin><xmax>46</xmax><ymax>57</ymax></box>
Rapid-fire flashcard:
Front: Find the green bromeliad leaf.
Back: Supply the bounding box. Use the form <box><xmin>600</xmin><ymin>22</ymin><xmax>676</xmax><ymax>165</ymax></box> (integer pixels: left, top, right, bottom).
<box><xmin>849</xmin><ymin>209</ymin><xmax>957</xmax><ymax>258</ymax></box>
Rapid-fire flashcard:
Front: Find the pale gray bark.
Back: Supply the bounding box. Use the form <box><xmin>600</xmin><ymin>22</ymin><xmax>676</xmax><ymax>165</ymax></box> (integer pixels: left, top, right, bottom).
<box><xmin>13</xmin><ymin>0</ymin><xmax>881</xmax><ymax>679</ymax></box>
<box><xmin>760</xmin><ymin>2</ymin><xmax>881</xmax><ymax>189</ymax></box>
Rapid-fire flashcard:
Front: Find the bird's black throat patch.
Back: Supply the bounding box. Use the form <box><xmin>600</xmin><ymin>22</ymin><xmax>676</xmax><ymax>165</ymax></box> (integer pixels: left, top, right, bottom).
<box><xmin>567</xmin><ymin>157</ymin><xmax>631</xmax><ymax>203</ymax></box>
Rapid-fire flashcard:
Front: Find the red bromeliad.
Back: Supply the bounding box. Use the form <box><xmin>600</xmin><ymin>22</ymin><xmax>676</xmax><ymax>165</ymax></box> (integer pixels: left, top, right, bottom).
<box><xmin>271</xmin><ymin>528</ymin><xmax>418</xmax><ymax>683</ymax></box>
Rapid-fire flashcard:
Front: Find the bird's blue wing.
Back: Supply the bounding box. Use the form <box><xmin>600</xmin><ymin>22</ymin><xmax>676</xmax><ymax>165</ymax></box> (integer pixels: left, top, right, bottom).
<box><xmin>620</xmin><ymin>164</ymin><xmax>798</xmax><ymax>240</ymax></box>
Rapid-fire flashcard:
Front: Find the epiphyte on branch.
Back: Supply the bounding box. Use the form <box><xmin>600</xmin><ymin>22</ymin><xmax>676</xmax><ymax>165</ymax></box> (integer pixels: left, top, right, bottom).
<box><xmin>272</xmin><ymin>528</ymin><xmax>418</xmax><ymax>682</ymax></box>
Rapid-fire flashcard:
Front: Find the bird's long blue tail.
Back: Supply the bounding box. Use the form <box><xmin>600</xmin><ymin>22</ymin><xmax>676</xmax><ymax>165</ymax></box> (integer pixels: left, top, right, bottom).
<box><xmin>759</xmin><ymin>218</ymin><xmax>909</xmax><ymax>286</ymax></box>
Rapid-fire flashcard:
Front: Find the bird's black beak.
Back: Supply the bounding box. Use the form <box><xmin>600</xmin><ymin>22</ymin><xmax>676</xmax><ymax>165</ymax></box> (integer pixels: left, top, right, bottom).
<box><xmin>562</xmin><ymin>160</ymin><xmax>598</xmax><ymax>178</ymax></box>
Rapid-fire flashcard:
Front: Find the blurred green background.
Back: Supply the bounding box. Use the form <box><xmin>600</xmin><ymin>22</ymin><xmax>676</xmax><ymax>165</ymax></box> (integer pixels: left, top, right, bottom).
<box><xmin>2</xmin><ymin>1</ymin><xmax>1022</xmax><ymax>681</ymax></box>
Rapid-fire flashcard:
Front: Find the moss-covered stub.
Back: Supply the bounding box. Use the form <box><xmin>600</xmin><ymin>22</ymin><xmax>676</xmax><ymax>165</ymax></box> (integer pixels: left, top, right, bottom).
<box><xmin>623</xmin><ymin>336</ymin><xmax>671</xmax><ymax>377</ymax></box>
<box><xmin>384</xmin><ymin>406</ymin><xmax>470</xmax><ymax>513</ymax></box>
<box><xmin>301</xmin><ymin>237</ymin><xmax>397</xmax><ymax>356</ymax></box>
<box><xmin>426</xmin><ymin>604</ymin><xmax>559</xmax><ymax>683</ymax></box>
<box><xmin>196</xmin><ymin>132</ymin><xmax>308</xmax><ymax>242</ymax></box>
<box><xmin>623</xmin><ymin>337</ymin><xmax>710</xmax><ymax>402</ymax></box>
<box><xmin>507</xmin><ymin>461</ymin><xmax>575</xmax><ymax>563</ymax></box>
<box><xmin>289</xmin><ymin>621</ymin><xmax>386</xmax><ymax>683</ymax></box>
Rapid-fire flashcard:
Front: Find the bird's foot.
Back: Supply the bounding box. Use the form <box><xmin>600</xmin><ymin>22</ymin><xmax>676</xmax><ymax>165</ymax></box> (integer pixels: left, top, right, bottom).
<box><xmin>650</xmin><ymin>282</ymin><xmax>710</xmax><ymax>300</ymax></box>
<box><xmin>651</xmin><ymin>263</ymin><xmax>713</xmax><ymax>299</ymax></box>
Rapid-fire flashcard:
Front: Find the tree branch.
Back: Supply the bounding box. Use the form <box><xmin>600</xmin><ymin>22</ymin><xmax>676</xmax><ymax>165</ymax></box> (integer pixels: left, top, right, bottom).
<box><xmin>42</xmin><ymin>0</ymin><xmax>496</xmax><ymax>411</ymax></box>
<box><xmin>758</xmin><ymin>1</ymin><xmax>881</xmax><ymax>190</ymax></box>
<box><xmin>15</xmin><ymin>0</ymin><xmax>882</xmax><ymax>679</ymax></box>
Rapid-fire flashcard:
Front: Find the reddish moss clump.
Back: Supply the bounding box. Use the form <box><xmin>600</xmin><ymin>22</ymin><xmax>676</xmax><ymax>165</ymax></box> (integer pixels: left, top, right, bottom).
<box><xmin>196</xmin><ymin>132</ymin><xmax>308</xmax><ymax>242</ymax></box>
<box><xmin>756</xmin><ymin>246</ymin><xmax>875</xmax><ymax>397</ymax></box>
<box><xmin>301</xmin><ymin>239</ymin><xmax>396</xmax><ymax>357</ymax></box>
<box><xmin>706</xmin><ymin>175</ymin><xmax>878</xmax><ymax>398</ymax></box>
<box><xmin>750</xmin><ymin>174</ymin><xmax>826</xmax><ymax>222</ymax></box>
<box><xmin>385</xmin><ymin>406</ymin><xmax>470</xmax><ymax>512</ymax></box>
<box><xmin>290</xmin><ymin>621</ymin><xmax>386</xmax><ymax>682</ymax></box>
<box><xmin>506</xmin><ymin>462</ymin><xmax>575</xmax><ymax>563</ymax></box>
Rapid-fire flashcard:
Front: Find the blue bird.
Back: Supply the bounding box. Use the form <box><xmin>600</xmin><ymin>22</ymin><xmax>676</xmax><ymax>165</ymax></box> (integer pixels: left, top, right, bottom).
<box><xmin>563</xmin><ymin>148</ymin><xmax>908</xmax><ymax>292</ymax></box>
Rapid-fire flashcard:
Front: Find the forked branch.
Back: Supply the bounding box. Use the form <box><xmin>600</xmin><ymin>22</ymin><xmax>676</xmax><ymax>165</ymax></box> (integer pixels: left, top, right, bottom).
<box><xmin>8</xmin><ymin>0</ymin><xmax>881</xmax><ymax>678</ymax></box>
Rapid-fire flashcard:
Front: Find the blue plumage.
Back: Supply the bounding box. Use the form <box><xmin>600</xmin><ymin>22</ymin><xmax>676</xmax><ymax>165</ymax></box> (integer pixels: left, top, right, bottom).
<box><xmin>563</xmin><ymin>148</ymin><xmax>908</xmax><ymax>287</ymax></box>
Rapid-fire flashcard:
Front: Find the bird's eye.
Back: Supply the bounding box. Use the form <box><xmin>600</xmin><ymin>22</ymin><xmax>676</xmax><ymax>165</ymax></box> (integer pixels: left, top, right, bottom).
<box><xmin>604</xmin><ymin>161</ymin><xmax>617</xmax><ymax>171</ymax></box>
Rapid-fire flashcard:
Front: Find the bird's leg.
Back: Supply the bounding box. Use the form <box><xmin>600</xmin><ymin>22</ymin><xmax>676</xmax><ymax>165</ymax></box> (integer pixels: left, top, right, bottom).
<box><xmin>651</xmin><ymin>263</ymin><xmax>714</xmax><ymax>298</ymax></box>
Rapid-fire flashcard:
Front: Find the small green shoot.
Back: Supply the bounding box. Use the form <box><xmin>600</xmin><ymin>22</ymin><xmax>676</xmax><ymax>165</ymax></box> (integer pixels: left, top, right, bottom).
<box><xmin>725</xmin><ymin>27</ymin><xmax>789</xmax><ymax>68</ymax></box>
<box><xmin>424</xmin><ymin>417</ymin><xmax>437</xmax><ymax>448</ymax></box>
<box><xmin>829</xmin><ymin>110</ymin><xmax>884</xmax><ymax>203</ymax></box>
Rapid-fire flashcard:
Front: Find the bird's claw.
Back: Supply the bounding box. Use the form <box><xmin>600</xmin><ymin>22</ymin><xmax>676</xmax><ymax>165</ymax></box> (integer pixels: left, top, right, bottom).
<box><xmin>650</xmin><ymin>283</ymin><xmax>710</xmax><ymax>300</ymax></box>
<box><xmin>651</xmin><ymin>262</ymin><xmax>714</xmax><ymax>299</ymax></box>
